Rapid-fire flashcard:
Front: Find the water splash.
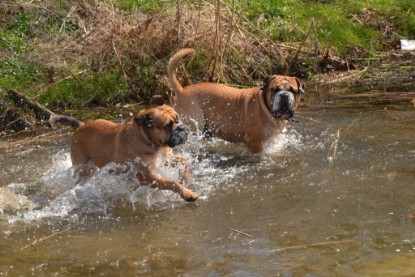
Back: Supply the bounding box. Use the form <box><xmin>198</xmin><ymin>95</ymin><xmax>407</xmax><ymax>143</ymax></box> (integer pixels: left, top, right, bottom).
<box><xmin>1</xmin><ymin>127</ymin><xmax>304</xmax><ymax>224</ymax></box>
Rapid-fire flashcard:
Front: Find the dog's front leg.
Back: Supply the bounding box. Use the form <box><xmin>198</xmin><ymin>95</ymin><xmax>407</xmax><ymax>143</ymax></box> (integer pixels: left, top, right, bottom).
<box><xmin>167</xmin><ymin>156</ymin><xmax>191</xmax><ymax>185</ymax></box>
<box><xmin>161</xmin><ymin>148</ymin><xmax>191</xmax><ymax>184</ymax></box>
<box><xmin>140</xmin><ymin>168</ymin><xmax>198</xmax><ymax>202</ymax></box>
<box><xmin>73</xmin><ymin>163</ymin><xmax>98</xmax><ymax>184</ymax></box>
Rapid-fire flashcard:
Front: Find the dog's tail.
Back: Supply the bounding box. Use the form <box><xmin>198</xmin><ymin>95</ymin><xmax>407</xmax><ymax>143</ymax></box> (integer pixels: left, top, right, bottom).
<box><xmin>167</xmin><ymin>48</ymin><xmax>195</xmax><ymax>95</ymax></box>
<box><xmin>47</xmin><ymin>114</ymin><xmax>83</xmax><ymax>129</ymax></box>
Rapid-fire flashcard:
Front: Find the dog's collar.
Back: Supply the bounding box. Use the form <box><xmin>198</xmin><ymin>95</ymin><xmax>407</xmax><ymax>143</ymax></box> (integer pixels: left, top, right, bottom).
<box><xmin>132</xmin><ymin>124</ymin><xmax>156</xmax><ymax>150</ymax></box>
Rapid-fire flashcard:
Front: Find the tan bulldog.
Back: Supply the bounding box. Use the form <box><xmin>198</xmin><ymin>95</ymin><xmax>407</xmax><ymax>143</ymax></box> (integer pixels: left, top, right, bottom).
<box><xmin>48</xmin><ymin>104</ymin><xmax>198</xmax><ymax>202</ymax></box>
<box><xmin>168</xmin><ymin>48</ymin><xmax>306</xmax><ymax>153</ymax></box>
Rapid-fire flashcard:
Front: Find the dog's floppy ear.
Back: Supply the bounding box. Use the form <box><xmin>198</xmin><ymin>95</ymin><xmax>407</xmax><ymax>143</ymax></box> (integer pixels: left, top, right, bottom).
<box><xmin>295</xmin><ymin>77</ymin><xmax>306</xmax><ymax>93</ymax></box>
<box><xmin>151</xmin><ymin>95</ymin><xmax>165</xmax><ymax>106</ymax></box>
<box><xmin>134</xmin><ymin>112</ymin><xmax>153</xmax><ymax>127</ymax></box>
<box><xmin>262</xmin><ymin>76</ymin><xmax>276</xmax><ymax>89</ymax></box>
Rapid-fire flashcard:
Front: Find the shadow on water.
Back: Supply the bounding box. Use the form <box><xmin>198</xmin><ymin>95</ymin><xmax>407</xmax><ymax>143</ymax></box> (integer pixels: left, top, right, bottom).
<box><xmin>0</xmin><ymin>101</ymin><xmax>414</xmax><ymax>276</ymax></box>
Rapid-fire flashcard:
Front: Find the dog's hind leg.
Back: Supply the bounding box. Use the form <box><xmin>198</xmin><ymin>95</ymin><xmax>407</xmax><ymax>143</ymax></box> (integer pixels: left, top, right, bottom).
<box><xmin>70</xmin><ymin>144</ymin><xmax>97</xmax><ymax>184</ymax></box>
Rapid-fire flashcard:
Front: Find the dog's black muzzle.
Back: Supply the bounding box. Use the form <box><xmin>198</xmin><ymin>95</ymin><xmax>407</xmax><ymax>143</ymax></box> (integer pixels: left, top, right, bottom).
<box><xmin>168</xmin><ymin>124</ymin><xmax>189</xmax><ymax>147</ymax></box>
<box><xmin>272</xmin><ymin>91</ymin><xmax>295</xmax><ymax>120</ymax></box>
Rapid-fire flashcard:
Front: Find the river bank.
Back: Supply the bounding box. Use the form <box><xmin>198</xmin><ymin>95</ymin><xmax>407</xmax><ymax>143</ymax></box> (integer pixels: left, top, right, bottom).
<box><xmin>1</xmin><ymin>0</ymin><xmax>414</xmax><ymax>136</ymax></box>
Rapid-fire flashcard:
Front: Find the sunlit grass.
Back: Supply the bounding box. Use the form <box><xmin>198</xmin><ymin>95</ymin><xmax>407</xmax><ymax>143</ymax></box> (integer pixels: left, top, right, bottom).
<box><xmin>0</xmin><ymin>0</ymin><xmax>414</xmax><ymax>109</ymax></box>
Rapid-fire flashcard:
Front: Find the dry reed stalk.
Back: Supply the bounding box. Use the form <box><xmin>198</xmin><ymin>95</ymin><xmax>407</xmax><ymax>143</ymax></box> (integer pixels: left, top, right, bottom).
<box><xmin>328</xmin><ymin>129</ymin><xmax>341</xmax><ymax>162</ymax></box>
<box><xmin>324</xmin><ymin>67</ymin><xmax>369</xmax><ymax>85</ymax></box>
<box><xmin>111</xmin><ymin>39</ymin><xmax>129</xmax><ymax>86</ymax></box>
<box><xmin>176</xmin><ymin>0</ymin><xmax>181</xmax><ymax>46</ymax></box>
<box><xmin>227</xmin><ymin>228</ymin><xmax>254</xmax><ymax>238</ymax></box>
<box><xmin>207</xmin><ymin>0</ymin><xmax>221</xmax><ymax>81</ymax></box>
<box><xmin>270</xmin><ymin>239</ymin><xmax>353</xmax><ymax>253</ymax></box>
<box><xmin>321</xmin><ymin>129</ymin><xmax>340</xmax><ymax>186</ymax></box>
<box><xmin>217</xmin><ymin>0</ymin><xmax>286</xmax><ymax>66</ymax></box>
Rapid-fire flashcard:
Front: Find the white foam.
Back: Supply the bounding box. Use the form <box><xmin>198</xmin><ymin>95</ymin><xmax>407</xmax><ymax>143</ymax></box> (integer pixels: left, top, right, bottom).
<box><xmin>1</xmin><ymin>127</ymin><xmax>303</xmax><ymax>223</ymax></box>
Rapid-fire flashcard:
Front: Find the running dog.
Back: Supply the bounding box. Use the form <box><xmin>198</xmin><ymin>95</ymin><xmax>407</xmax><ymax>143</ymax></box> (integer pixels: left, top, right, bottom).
<box><xmin>48</xmin><ymin>104</ymin><xmax>198</xmax><ymax>202</ymax></box>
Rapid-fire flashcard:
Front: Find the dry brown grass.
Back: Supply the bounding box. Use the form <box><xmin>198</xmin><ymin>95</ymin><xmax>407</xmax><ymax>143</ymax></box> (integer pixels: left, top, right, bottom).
<box><xmin>2</xmin><ymin>0</ymin><xmax>413</xmax><ymax>106</ymax></box>
<box><xmin>12</xmin><ymin>0</ymin><xmax>290</xmax><ymax>88</ymax></box>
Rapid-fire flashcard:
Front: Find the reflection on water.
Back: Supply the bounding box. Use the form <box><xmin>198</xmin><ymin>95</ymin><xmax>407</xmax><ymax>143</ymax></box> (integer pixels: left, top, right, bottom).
<box><xmin>0</xmin><ymin>105</ymin><xmax>414</xmax><ymax>276</ymax></box>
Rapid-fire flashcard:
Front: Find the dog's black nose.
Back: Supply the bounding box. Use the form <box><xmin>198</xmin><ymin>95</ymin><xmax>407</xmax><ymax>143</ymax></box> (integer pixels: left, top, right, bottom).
<box><xmin>280</xmin><ymin>94</ymin><xmax>289</xmax><ymax>105</ymax></box>
<box><xmin>175</xmin><ymin>124</ymin><xmax>189</xmax><ymax>134</ymax></box>
<box><xmin>168</xmin><ymin>124</ymin><xmax>189</xmax><ymax>147</ymax></box>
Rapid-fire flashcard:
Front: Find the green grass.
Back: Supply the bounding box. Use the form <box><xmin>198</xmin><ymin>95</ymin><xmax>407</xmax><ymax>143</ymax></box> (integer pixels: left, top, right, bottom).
<box><xmin>107</xmin><ymin>0</ymin><xmax>176</xmax><ymax>13</ymax></box>
<box><xmin>37</xmin><ymin>73</ymin><xmax>129</xmax><ymax>108</ymax></box>
<box><xmin>0</xmin><ymin>57</ymin><xmax>38</xmax><ymax>89</ymax></box>
<box><xmin>0</xmin><ymin>11</ymin><xmax>37</xmax><ymax>90</ymax></box>
<box><xmin>231</xmin><ymin>0</ymin><xmax>415</xmax><ymax>52</ymax></box>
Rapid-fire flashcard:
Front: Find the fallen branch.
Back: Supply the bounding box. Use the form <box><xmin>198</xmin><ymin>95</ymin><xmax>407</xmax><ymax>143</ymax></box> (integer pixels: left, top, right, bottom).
<box><xmin>21</xmin><ymin>228</ymin><xmax>70</xmax><ymax>251</ymax></box>
<box><xmin>0</xmin><ymin>96</ymin><xmax>33</xmax><ymax>131</ymax></box>
<box><xmin>270</xmin><ymin>239</ymin><xmax>353</xmax><ymax>253</ymax></box>
<box><xmin>324</xmin><ymin>67</ymin><xmax>368</xmax><ymax>85</ymax></box>
<box><xmin>227</xmin><ymin>228</ymin><xmax>254</xmax><ymax>238</ymax></box>
<box><xmin>7</xmin><ymin>89</ymin><xmax>54</xmax><ymax>121</ymax></box>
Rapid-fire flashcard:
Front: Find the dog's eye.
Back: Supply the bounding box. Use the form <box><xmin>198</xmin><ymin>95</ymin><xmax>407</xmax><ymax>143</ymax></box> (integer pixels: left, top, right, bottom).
<box><xmin>165</xmin><ymin>121</ymin><xmax>174</xmax><ymax>130</ymax></box>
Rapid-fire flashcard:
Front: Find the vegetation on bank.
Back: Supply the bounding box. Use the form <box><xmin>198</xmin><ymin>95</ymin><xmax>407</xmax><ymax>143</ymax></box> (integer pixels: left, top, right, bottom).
<box><xmin>0</xmin><ymin>0</ymin><xmax>414</xmax><ymax>115</ymax></box>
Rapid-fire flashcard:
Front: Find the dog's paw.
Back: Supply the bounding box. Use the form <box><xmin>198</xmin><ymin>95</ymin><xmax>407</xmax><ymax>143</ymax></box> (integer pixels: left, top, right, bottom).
<box><xmin>180</xmin><ymin>188</ymin><xmax>199</xmax><ymax>202</ymax></box>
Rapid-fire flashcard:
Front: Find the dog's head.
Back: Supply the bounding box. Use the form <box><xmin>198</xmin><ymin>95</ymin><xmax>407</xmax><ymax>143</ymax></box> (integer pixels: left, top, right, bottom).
<box><xmin>262</xmin><ymin>75</ymin><xmax>305</xmax><ymax>120</ymax></box>
<box><xmin>134</xmin><ymin>105</ymin><xmax>188</xmax><ymax>148</ymax></box>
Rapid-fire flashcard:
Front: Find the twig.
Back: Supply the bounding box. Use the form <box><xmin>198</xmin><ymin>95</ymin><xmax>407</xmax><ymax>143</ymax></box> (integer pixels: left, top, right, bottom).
<box><xmin>211</xmin><ymin>237</ymin><xmax>223</xmax><ymax>243</ymax></box>
<box><xmin>59</xmin><ymin>5</ymin><xmax>77</xmax><ymax>33</ymax></box>
<box><xmin>270</xmin><ymin>239</ymin><xmax>353</xmax><ymax>253</ymax></box>
<box><xmin>21</xmin><ymin>228</ymin><xmax>70</xmax><ymax>251</ymax></box>
<box><xmin>111</xmin><ymin>39</ymin><xmax>129</xmax><ymax>85</ymax></box>
<box><xmin>34</xmin><ymin>69</ymin><xmax>88</xmax><ymax>94</ymax></box>
<box><xmin>227</xmin><ymin>228</ymin><xmax>254</xmax><ymax>238</ymax></box>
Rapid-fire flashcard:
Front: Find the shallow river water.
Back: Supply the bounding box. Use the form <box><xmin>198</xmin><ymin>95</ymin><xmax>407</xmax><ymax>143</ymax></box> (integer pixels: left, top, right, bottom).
<box><xmin>0</xmin><ymin>102</ymin><xmax>414</xmax><ymax>276</ymax></box>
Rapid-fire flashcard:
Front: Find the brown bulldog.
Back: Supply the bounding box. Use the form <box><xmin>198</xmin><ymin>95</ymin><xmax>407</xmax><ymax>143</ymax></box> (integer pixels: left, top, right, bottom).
<box><xmin>48</xmin><ymin>104</ymin><xmax>198</xmax><ymax>202</ymax></box>
<box><xmin>168</xmin><ymin>48</ymin><xmax>306</xmax><ymax>153</ymax></box>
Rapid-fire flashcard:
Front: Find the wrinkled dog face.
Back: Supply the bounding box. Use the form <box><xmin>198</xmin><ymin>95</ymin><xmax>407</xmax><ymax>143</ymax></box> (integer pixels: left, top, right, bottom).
<box><xmin>263</xmin><ymin>75</ymin><xmax>305</xmax><ymax>120</ymax></box>
<box><xmin>134</xmin><ymin>105</ymin><xmax>188</xmax><ymax>147</ymax></box>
